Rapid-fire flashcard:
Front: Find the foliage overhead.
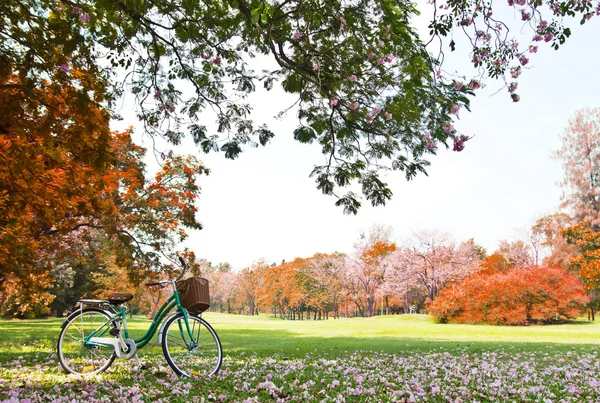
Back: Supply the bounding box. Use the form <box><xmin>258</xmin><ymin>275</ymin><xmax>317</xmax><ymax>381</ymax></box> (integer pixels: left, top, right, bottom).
<box><xmin>1</xmin><ymin>0</ymin><xmax>597</xmax><ymax>212</ymax></box>
<box><xmin>0</xmin><ymin>71</ymin><xmax>208</xmax><ymax>296</ymax></box>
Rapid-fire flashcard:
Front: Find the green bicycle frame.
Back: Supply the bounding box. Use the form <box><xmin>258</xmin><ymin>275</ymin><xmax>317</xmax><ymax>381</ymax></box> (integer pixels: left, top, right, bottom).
<box><xmin>83</xmin><ymin>286</ymin><xmax>197</xmax><ymax>351</ymax></box>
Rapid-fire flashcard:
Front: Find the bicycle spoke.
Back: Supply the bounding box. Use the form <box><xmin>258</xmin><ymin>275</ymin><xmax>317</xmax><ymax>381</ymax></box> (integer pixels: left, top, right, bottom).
<box><xmin>58</xmin><ymin>310</ymin><xmax>116</xmax><ymax>375</ymax></box>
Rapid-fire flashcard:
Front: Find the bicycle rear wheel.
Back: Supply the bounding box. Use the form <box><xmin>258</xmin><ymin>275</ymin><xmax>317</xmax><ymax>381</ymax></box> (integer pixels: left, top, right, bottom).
<box><xmin>161</xmin><ymin>313</ymin><xmax>222</xmax><ymax>377</ymax></box>
<box><xmin>57</xmin><ymin>308</ymin><xmax>117</xmax><ymax>375</ymax></box>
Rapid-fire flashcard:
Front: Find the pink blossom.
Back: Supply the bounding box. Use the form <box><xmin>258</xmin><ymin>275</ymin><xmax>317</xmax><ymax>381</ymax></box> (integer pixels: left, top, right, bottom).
<box><xmin>454</xmin><ymin>81</ymin><xmax>463</xmax><ymax>90</ymax></box>
<box><xmin>450</xmin><ymin>104</ymin><xmax>460</xmax><ymax>114</ymax></box>
<box><xmin>518</xmin><ymin>55</ymin><xmax>529</xmax><ymax>66</ymax></box>
<box><xmin>377</xmin><ymin>57</ymin><xmax>384</xmax><ymax>65</ymax></box>
<box><xmin>56</xmin><ymin>6</ymin><xmax>63</xmax><ymax>11</ymax></box>
<box><xmin>71</xmin><ymin>6</ymin><xmax>80</xmax><ymax>13</ymax></box>
<box><xmin>213</xmin><ymin>57</ymin><xmax>221</xmax><ymax>65</ymax></box>
<box><xmin>521</xmin><ymin>10</ymin><xmax>531</xmax><ymax>20</ymax></box>
<box><xmin>538</xmin><ymin>20</ymin><xmax>548</xmax><ymax>31</ymax></box>
<box><xmin>529</xmin><ymin>45</ymin><xmax>539</xmax><ymax>53</ymax></box>
<box><xmin>330</xmin><ymin>98</ymin><xmax>338</xmax><ymax>106</ymax></box>
<box><xmin>424</xmin><ymin>132</ymin><xmax>432</xmax><ymax>140</ymax></box>
<box><xmin>79</xmin><ymin>12</ymin><xmax>90</xmax><ymax>23</ymax></box>
<box><xmin>372</xmin><ymin>107</ymin><xmax>382</xmax><ymax>116</ymax></box>
<box><xmin>367</xmin><ymin>114</ymin><xmax>374</xmax><ymax>123</ymax></box>
<box><xmin>349</xmin><ymin>75</ymin><xmax>357</xmax><ymax>82</ymax></box>
<box><xmin>386</xmin><ymin>55</ymin><xmax>394</xmax><ymax>63</ymax></box>
<box><xmin>508</xmin><ymin>82</ymin><xmax>518</xmax><ymax>93</ymax></box>
<box><xmin>378</xmin><ymin>40</ymin><xmax>384</xmax><ymax>46</ymax></box>
<box><xmin>203</xmin><ymin>54</ymin><xmax>212</xmax><ymax>60</ymax></box>
<box><xmin>59</xmin><ymin>64</ymin><xmax>69</xmax><ymax>73</ymax></box>
<box><xmin>510</xmin><ymin>66</ymin><xmax>521</xmax><ymax>79</ymax></box>
<box><xmin>154</xmin><ymin>89</ymin><xmax>162</xmax><ymax>99</ymax></box>
<box><xmin>453</xmin><ymin>134</ymin><xmax>470</xmax><ymax>151</ymax></box>
<box><xmin>385</xmin><ymin>25</ymin><xmax>391</xmax><ymax>33</ymax></box>
<box><xmin>427</xmin><ymin>142</ymin><xmax>436</xmax><ymax>150</ymax></box>
<box><xmin>467</xmin><ymin>79</ymin><xmax>481</xmax><ymax>89</ymax></box>
<box><xmin>472</xmin><ymin>55</ymin><xmax>481</xmax><ymax>64</ymax></box>
<box><xmin>511</xmin><ymin>93</ymin><xmax>520</xmax><ymax>102</ymax></box>
<box><xmin>340</xmin><ymin>16</ymin><xmax>347</xmax><ymax>28</ymax></box>
<box><xmin>348</xmin><ymin>102</ymin><xmax>359</xmax><ymax>110</ymax></box>
<box><xmin>532</xmin><ymin>35</ymin><xmax>543</xmax><ymax>42</ymax></box>
<box><xmin>385</xmin><ymin>112</ymin><xmax>392</xmax><ymax>120</ymax></box>
<box><xmin>313</xmin><ymin>63</ymin><xmax>319</xmax><ymax>70</ymax></box>
<box><xmin>544</xmin><ymin>33</ymin><xmax>554</xmax><ymax>42</ymax></box>
<box><xmin>292</xmin><ymin>31</ymin><xmax>302</xmax><ymax>39</ymax></box>
<box><xmin>444</xmin><ymin>122</ymin><xmax>455</xmax><ymax>133</ymax></box>
<box><xmin>368</xmin><ymin>51</ymin><xmax>375</xmax><ymax>59</ymax></box>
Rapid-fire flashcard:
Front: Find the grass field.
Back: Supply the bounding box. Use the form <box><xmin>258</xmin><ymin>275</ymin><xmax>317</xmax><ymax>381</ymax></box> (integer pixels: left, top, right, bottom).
<box><xmin>1</xmin><ymin>313</ymin><xmax>600</xmax><ymax>402</ymax></box>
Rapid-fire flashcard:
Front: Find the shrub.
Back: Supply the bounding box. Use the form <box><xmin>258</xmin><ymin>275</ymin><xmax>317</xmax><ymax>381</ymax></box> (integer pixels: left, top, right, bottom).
<box><xmin>429</xmin><ymin>265</ymin><xmax>589</xmax><ymax>325</ymax></box>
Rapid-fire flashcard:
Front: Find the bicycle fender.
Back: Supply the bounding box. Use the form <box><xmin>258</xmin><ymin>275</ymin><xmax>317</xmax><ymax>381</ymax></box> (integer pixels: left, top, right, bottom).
<box><xmin>157</xmin><ymin>310</ymin><xmax>195</xmax><ymax>345</ymax></box>
<box><xmin>60</xmin><ymin>307</ymin><xmax>114</xmax><ymax>329</ymax></box>
<box><xmin>157</xmin><ymin>312</ymin><xmax>180</xmax><ymax>345</ymax></box>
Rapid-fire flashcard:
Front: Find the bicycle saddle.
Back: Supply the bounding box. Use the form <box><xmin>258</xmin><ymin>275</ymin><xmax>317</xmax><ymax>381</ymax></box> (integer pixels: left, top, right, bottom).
<box><xmin>107</xmin><ymin>292</ymin><xmax>134</xmax><ymax>305</ymax></box>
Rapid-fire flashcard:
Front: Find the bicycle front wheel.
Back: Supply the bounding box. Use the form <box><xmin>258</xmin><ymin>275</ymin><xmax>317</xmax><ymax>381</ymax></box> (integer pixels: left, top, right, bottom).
<box><xmin>161</xmin><ymin>313</ymin><xmax>222</xmax><ymax>377</ymax></box>
<box><xmin>57</xmin><ymin>308</ymin><xmax>117</xmax><ymax>375</ymax></box>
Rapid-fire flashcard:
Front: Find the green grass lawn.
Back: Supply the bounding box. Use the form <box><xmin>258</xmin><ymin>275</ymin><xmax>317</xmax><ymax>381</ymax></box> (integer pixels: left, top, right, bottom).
<box><xmin>1</xmin><ymin>313</ymin><xmax>600</xmax><ymax>402</ymax></box>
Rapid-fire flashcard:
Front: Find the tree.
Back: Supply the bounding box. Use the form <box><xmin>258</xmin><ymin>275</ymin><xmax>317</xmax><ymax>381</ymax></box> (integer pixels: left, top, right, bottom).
<box><xmin>403</xmin><ymin>232</ymin><xmax>480</xmax><ymax>303</ymax></box>
<box><xmin>554</xmin><ymin>108</ymin><xmax>600</xmax><ymax>229</ymax></box>
<box><xmin>236</xmin><ymin>260</ymin><xmax>267</xmax><ymax>315</ymax></box>
<box><xmin>532</xmin><ymin>213</ymin><xmax>579</xmax><ymax>270</ymax></box>
<box><xmin>0</xmin><ymin>71</ymin><xmax>209</xmax><ymax>315</ymax></box>
<box><xmin>563</xmin><ymin>222</ymin><xmax>600</xmax><ymax>290</ymax></box>
<box><xmin>430</xmin><ymin>265</ymin><xmax>589</xmax><ymax>325</ymax></box>
<box><xmin>3</xmin><ymin>0</ymin><xmax>596</xmax><ymax>213</ymax></box>
<box><xmin>496</xmin><ymin>240</ymin><xmax>534</xmax><ymax>268</ymax></box>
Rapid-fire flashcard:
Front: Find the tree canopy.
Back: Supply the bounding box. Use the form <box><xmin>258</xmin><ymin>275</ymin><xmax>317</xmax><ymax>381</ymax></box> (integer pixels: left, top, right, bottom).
<box><xmin>2</xmin><ymin>0</ymin><xmax>597</xmax><ymax>213</ymax></box>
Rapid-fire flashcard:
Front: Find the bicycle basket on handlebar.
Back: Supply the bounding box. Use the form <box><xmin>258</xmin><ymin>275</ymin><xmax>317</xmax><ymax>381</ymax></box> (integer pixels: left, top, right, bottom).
<box><xmin>176</xmin><ymin>277</ymin><xmax>210</xmax><ymax>314</ymax></box>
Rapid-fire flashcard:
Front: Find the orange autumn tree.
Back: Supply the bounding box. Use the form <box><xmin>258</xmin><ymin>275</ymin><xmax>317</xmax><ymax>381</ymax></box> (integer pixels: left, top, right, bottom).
<box><xmin>562</xmin><ymin>222</ymin><xmax>600</xmax><ymax>320</ymax></box>
<box><xmin>430</xmin><ymin>254</ymin><xmax>589</xmax><ymax>325</ymax></box>
<box><xmin>0</xmin><ymin>73</ymin><xmax>208</xmax><ymax>317</ymax></box>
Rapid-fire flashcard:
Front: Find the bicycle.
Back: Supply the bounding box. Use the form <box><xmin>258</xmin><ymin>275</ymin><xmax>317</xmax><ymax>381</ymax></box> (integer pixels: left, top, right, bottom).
<box><xmin>56</xmin><ymin>257</ymin><xmax>222</xmax><ymax>377</ymax></box>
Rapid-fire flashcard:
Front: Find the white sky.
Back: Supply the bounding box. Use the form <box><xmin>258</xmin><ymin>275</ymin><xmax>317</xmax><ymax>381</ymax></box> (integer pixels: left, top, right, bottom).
<box><xmin>114</xmin><ymin>12</ymin><xmax>600</xmax><ymax>270</ymax></box>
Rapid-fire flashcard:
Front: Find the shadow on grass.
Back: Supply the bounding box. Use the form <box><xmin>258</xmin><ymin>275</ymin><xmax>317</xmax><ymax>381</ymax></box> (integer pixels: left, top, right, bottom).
<box><xmin>216</xmin><ymin>327</ymin><xmax>600</xmax><ymax>358</ymax></box>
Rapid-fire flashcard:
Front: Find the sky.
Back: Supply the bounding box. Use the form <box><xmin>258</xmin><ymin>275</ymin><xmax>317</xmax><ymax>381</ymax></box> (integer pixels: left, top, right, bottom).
<box><xmin>114</xmin><ymin>10</ymin><xmax>600</xmax><ymax>270</ymax></box>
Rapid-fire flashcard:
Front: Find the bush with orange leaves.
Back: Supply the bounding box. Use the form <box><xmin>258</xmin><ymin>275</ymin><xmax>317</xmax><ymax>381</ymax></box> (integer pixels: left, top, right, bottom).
<box><xmin>429</xmin><ymin>265</ymin><xmax>589</xmax><ymax>325</ymax></box>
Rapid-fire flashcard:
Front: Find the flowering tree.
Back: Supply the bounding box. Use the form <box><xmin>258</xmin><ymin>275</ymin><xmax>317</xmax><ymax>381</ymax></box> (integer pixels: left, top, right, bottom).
<box><xmin>496</xmin><ymin>239</ymin><xmax>535</xmax><ymax>268</ymax></box>
<box><xmin>380</xmin><ymin>248</ymin><xmax>421</xmax><ymax>314</ymax></box>
<box><xmin>3</xmin><ymin>0</ymin><xmax>597</xmax><ymax>213</ymax></box>
<box><xmin>403</xmin><ymin>231</ymin><xmax>480</xmax><ymax>302</ymax></box>
<box><xmin>532</xmin><ymin>213</ymin><xmax>579</xmax><ymax>269</ymax></box>
<box><xmin>554</xmin><ymin>108</ymin><xmax>600</xmax><ymax>229</ymax></box>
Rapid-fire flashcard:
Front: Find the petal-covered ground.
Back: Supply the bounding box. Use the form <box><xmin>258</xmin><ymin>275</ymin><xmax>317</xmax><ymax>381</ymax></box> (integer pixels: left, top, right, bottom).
<box><xmin>1</xmin><ymin>347</ymin><xmax>599</xmax><ymax>402</ymax></box>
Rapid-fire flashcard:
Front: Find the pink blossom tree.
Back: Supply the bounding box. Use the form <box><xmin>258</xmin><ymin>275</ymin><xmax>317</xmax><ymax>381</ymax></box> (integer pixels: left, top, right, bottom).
<box><xmin>554</xmin><ymin>108</ymin><xmax>600</xmax><ymax>229</ymax></box>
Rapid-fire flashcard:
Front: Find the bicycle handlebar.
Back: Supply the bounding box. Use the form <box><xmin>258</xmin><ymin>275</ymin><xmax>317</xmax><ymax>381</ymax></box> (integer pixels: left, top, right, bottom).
<box><xmin>144</xmin><ymin>256</ymin><xmax>189</xmax><ymax>287</ymax></box>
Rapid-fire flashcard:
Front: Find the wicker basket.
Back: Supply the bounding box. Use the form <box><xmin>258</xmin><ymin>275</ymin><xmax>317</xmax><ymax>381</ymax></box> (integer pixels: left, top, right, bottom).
<box><xmin>177</xmin><ymin>277</ymin><xmax>210</xmax><ymax>313</ymax></box>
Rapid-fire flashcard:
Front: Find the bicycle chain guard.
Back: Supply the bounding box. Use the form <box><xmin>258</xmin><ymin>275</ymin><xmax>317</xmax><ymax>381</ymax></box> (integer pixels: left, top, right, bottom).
<box><xmin>88</xmin><ymin>337</ymin><xmax>137</xmax><ymax>359</ymax></box>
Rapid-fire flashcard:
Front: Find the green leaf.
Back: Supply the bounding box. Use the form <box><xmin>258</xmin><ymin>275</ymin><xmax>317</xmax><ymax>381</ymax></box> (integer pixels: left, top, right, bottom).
<box><xmin>293</xmin><ymin>126</ymin><xmax>317</xmax><ymax>143</ymax></box>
